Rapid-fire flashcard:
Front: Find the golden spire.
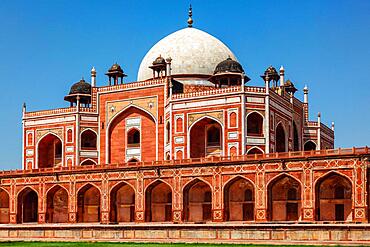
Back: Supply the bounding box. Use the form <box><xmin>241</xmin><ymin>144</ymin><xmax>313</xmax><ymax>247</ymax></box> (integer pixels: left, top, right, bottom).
<box><xmin>187</xmin><ymin>4</ymin><xmax>193</xmax><ymax>27</ymax></box>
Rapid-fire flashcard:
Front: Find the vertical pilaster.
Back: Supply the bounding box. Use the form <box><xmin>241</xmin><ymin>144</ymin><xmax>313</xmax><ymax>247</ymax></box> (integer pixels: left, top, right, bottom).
<box><xmin>264</xmin><ymin>76</ymin><xmax>270</xmax><ymax>153</ymax></box>
<box><xmin>255</xmin><ymin>163</ymin><xmax>267</xmax><ymax>221</ymax></box>
<box><xmin>9</xmin><ymin>179</ymin><xmax>17</xmax><ymax>224</ymax></box>
<box><xmin>101</xmin><ymin>175</ymin><xmax>110</xmax><ymax>224</ymax></box>
<box><xmin>353</xmin><ymin>158</ymin><xmax>367</xmax><ymax>222</ymax></box>
<box><xmin>68</xmin><ymin>176</ymin><xmax>77</xmax><ymax>223</ymax></box>
<box><xmin>135</xmin><ymin>171</ymin><xmax>145</xmax><ymax>222</ymax></box>
<box><xmin>38</xmin><ymin>180</ymin><xmax>45</xmax><ymax>224</ymax></box>
<box><xmin>212</xmin><ymin>167</ymin><xmax>223</xmax><ymax>222</ymax></box>
<box><xmin>172</xmin><ymin>170</ymin><xmax>183</xmax><ymax>223</ymax></box>
<box><xmin>302</xmin><ymin>161</ymin><xmax>315</xmax><ymax>221</ymax></box>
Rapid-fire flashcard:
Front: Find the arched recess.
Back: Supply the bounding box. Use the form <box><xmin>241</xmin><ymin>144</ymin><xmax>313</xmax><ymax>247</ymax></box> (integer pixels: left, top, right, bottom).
<box><xmin>145</xmin><ymin>180</ymin><xmax>172</xmax><ymax>222</ymax></box>
<box><xmin>81</xmin><ymin>129</ymin><xmax>97</xmax><ymax>150</ymax></box>
<box><xmin>246</xmin><ymin>147</ymin><xmax>264</xmax><ymax>155</ymax></box>
<box><xmin>183</xmin><ymin>179</ymin><xmax>212</xmax><ymax>222</ymax></box>
<box><xmin>267</xmin><ymin>174</ymin><xmax>301</xmax><ymax>221</ymax></box>
<box><xmin>80</xmin><ymin>159</ymin><xmax>97</xmax><ymax>166</ymax></box>
<box><xmin>110</xmin><ymin>182</ymin><xmax>135</xmax><ymax>223</ymax></box>
<box><xmin>224</xmin><ymin>177</ymin><xmax>254</xmax><ymax>221</ymax></box>
<box><xmin>275</xmin><ymin>123</ymin><xmax>287</xmax><ymax>153</ymax></box>
<box><xmin>37</xmin><ymin>133</ymin><xmax>63</xmax><ymax>168</ymax></box>
<box><xmin>189</xmin><ymin>117</ymin><xmax>223</xmax><ymax>158</ymax></box>
<box><xmin>17</xmin><ymin>187</ymin><xmax>38</xmax><ymax>223</ymax></box>
<box><xmin>304</xmin><ymin>140</ymin><xmax>317</xmax><ymax>151</ymax></box>
<box><xmin>0</xmin><ymin>189</ymin><xmax>9</xmax><ymax>223</ymax></box>
<box><xmin>315</xmin><ymin>173</ymin><xmax>352</xmax><ymax>221</ymax></box>
<box><xmin>247</xmin><ymin>112</ymin><xmax>264</xmax><ymax>136</ymax></box>
<box><xmin>77</xmin><ymin>184</ymin><xmax>101</xmax><ymax>223</ymax></box>
<box><xmin>127</xmin><ymin>128</ymin><xmax>140</xmax><ymax>148</ymax></box>
<box><xmin>46</xmin><ymin>185</ymin><xmax>68</xmax><ymax>223</ymax></box>
<box><xmin>293</xmin><ymin>121</ymin><xmax>299</xmax><ymax>151</ymax></box>
<box><xmin>108</xmin><ymin>106</ymin><xmax>156</xmax><ymax>163</ymax></box>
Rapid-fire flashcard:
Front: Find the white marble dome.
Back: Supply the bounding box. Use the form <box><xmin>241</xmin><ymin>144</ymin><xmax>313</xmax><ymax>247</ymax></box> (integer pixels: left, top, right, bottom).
<box><xmin>137</xmin><ymin>27</ymin><xmax>237</xmax><ymax>81</ymax></box>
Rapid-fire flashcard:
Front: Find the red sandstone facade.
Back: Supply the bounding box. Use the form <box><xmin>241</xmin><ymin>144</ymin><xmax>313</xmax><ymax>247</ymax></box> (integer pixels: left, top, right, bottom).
<box><xmin>2</xmin><ymin>17</ymin><xmax>369</xmax><ymax>232</ymax></box>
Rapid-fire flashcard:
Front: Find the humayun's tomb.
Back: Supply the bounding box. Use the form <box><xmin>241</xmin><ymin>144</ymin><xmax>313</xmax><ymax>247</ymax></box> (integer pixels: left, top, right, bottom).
<box><xmin>0</xmin><ymin>7</ymin><xmax>369</xmax><ymax>244</ymax></box>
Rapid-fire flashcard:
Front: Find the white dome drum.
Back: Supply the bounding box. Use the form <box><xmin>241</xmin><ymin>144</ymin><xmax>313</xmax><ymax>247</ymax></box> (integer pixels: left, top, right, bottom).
<box><xmin>137</xmin><ymin>27</ymin><xmax>237</xmax><ymax>84</ymax></box>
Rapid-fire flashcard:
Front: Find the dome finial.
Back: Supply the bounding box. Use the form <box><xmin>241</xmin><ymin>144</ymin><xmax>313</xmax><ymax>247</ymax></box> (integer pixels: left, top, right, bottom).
<box><xmin>187</xmin><ymin>4</ymin><xmax>193</xmax><ymax>27</ymax></box>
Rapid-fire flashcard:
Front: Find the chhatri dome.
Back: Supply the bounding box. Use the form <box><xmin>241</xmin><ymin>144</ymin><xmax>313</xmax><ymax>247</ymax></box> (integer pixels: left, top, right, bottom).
<box><xmin>137</xmin><ymin>6</ymin><xmax>237</xmax><ymax>84</ymax></box>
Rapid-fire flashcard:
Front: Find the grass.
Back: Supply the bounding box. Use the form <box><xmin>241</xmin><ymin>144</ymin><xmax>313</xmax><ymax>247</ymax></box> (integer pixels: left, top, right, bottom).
<box><xmin>0</xmin><ymin>243</ymin><xmax>346</xmax><ymax>247</ymax></box>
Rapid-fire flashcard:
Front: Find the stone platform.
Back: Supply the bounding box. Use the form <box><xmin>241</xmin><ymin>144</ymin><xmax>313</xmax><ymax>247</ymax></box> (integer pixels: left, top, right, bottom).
<box><xmin>1</xmin><ymin>223</ymin><xmax>370</xmax><ymax>245</ymax></box>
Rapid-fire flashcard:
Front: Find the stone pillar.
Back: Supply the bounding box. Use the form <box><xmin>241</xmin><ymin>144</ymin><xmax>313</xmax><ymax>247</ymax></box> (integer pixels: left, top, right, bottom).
<box><xmin>255</xmin><ymin>164</ymin><xmax>267</xmax><ymax>221</ymax></box>
<box><xmin>352</xmin><ymin>159</ymin><xmax>368</xmax><ymax>222</ymax></box>
<box><xmin>264</xmin><ymin>76</ymin><xmax>270</xmax><ymax>153</ymax></box>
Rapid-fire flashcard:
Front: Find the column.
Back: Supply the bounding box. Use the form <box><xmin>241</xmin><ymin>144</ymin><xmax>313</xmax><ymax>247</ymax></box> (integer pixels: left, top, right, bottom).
<box><xmin>353</xmin><ymin>158</ymin><xmax>368</xmax><ymax>222</ymax></box>
<box><xmin>255</xmin><ymin>164</ymin><xmax>267</xmax><ymax>221</ymax></box>
<box><xmin>135</xmin><ymin>172</ymin><xmax>145</xmax><ymax>222</ymax></box>
<box><xmin>212</xmin><ymin>168</ymin><xmax>224</xmax><ymax>221</ymax></box>
<box><xmin>301</xmin><ymin>162</ymin><xmax>315</xmax><ymax>221</ymax></box>
<box><xmin>172</xmin><ymin>171</ymin><xmax>183</xmax><ymax>223</ymax></box>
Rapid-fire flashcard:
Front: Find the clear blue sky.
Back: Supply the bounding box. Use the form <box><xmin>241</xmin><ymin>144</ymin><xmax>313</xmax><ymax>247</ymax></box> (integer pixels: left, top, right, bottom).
<box><xmin>0</xmin><ymin>0</ymin><xmax>369</xmax><ymax>170</ymax></box>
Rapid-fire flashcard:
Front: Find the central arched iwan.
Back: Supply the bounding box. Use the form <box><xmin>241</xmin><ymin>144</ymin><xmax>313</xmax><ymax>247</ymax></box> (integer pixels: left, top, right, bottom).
<box><xmin>108</xmin><ymin>107</ymin><xmax>156</xmax><ymax>163</ymax></box>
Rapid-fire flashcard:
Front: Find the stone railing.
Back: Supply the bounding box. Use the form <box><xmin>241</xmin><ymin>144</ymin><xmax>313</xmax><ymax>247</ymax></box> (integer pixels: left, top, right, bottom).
<box><xmin>97</xmin><ymin>78</ymin><xmax>166</xmax><ymax>93</ymax></box>
<box><xmin>24</xmin><ymin>107</ymin><xmax>77</xmax><ymax>118</ymax></box>
<box><xmin>1</xmin><ymin>146</ymin><xmax>368</xmax><ymax>177</ymax></box>
<box><xmin>172</xmin><ymin>86</ymin><xmax>241</xmax><ymax>99</ymax></box>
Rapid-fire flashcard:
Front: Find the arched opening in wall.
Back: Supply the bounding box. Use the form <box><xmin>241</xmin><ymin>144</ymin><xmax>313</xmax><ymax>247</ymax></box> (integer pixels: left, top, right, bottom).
<box><xmin>77</xmin><ymin>184</ymin><xmax>100</xmax><ymax>223</ymax></box>
<box><xmin>81</xmin><ymin>130</ymin><xmax>97</xmax><ymax>150</ymax></box>
<box><xmin>315</xmin><ymin>173</ymin><xmax>352</xmax><ymax>221</ymax></box>
<box><xmin>127</xmin><ymin>128</ymin><xmax>140</xmax><ymax>148</ymax></box>
<box><xmin>17</xmin><ymin>188</ymin><xmax>38</xmax><ymax>223</ymax></box>
<box><xmin>190</xmin><ymin>118</ymin><xmax>222</xmax><ymax>158</ymax></box>
<box><xmin>110</xmin><ymin>183</ymin><xmax>135</xmax><ymax>223</ymax></box>
<box><xmin>224</xmin><ymin>177</ymin><xmax>254</xmax><ymax>221</ymax></box>
<box><xmin>229</xmin><ymin>112</ymin><xmax>237</xmax><ymax>128</ymax></box>
<box><xmin>304</xmin><ymin>141</ymin><xmax>317</xmax><ymax>151</ymax></box>
<box><xmin>229</xmin><ymin>146</ymin><xmax>237</xmax><ymax>156</ymax></box>
<box><xmin>247</xmin><ymin>147</ymin><xmax>263</xmax><ymax>155</ymax></box>
<box><xmin>247</xmin><ymin>112</ymin><xmax>263</xmax><ymax>136</ymax></box>
<box><xmin>0</xmin><ymin>189</ymin><xmax>9</xmax><ymax>223</ymax></box>
<box><xmin>109</xmin><ymin>107</ymin><xmax>156</xmax><ymax>163</ymax></box>
<box><xmin>275</xmin><ymin>124</ymin><xmax>286</xmax><ymax>153</ymax></box>
<box><xmin>145</xmin><ymin>181</ymin><xmax>172</xmax><ymax>222</ymax></box>
<box><xmin>46</xmin><ymin>186</ymin><xmax>68</xmax><ymax>223</ymax></box>
<box><xmin>166</xmin><ymin>122</ymin><xmax>170</xmax><ymax>144</ymax></box>
<box><xmin>128</xmin><ymin>158</ymin><xmax>139</xmax><ymax>163</ymax></box>
<box><xmin>176</xmin><ymin>150</ymin><xmax>183</xmax><ymax>160</ymax></box>
<box><xmin>293</xmin><ymin>122</ymin><xmax>299</xmax><ymax>151</ymax></box>
<box><xmin>80</xmin><ymin>159</ymin><xmax>96</xmax><ymax>166</ymax></box>
<box><xmin>176</xmin><ymin>117</ymin><xmax>183</xmax><ymax>133</ymax></box>
<box><xmin>38</xmin><ymin>134</ymin><xmax>62</xmax><ymax>168</ymax></box>
<box><xmin>67</xmin><ymin>129</ymin><xmax>73</xmax><ymax>142</ymax></box>
<box><xmin>183</xmin><ymin>179</ymin><xmax>212</xmax><ymax>222</ymax></box>
<box><xmin>267</xmin><ymin>175</ymin><xmax>301</xmax><ymax>221</ymax></box>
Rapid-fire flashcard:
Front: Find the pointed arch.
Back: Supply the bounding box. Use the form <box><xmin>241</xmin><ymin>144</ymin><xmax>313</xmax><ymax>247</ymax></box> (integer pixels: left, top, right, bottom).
<box><xmin>107</xmin><ymin>105</ymin><xmax>157</xmax><ymax>163</ymax></box>
<box><xmin>292</xmin><ymin>121</ymin><xmax>300</xmax><ymax>151</ymax></box>
<box><xmin>37</xmin><ymin>133</ymin><xmax>63</xmax><ymax>169</ymax></box>
<box><xmin>188</xmin><ymin>116</ymin><xmax>224</xmax><ymax>158</ymax></box>
<box><xmin>17</xmin><ymin>187</ymin><xmax>38</xmax><ymax>223</ymax></box>
<box><xmin>246</xmin><ymin>146</ymin><xmax>264</xmax><ymax>155</ymax></box>
<box><xmin>145</xmin><ymin>180</ymin><xmax>173</xmax><ymax>222</ymax></box>
<box><xmin>77</xmin><ymin>183</ymin><xmax>101</xmax><ymax>223</ymax></box>
<box><xmin>183</xmin><ymin>178</ymin><xmax>212</xmax><ymax>222</ymax></box>
<box><xmin>267</xmin><ymin>173</ymin><xmax>302</xmax><ymax>221</ymax></box>
<box><xmin>314</xmin><ymin>172</ymin><xmax>352</xmax><ymax>221</ymax></box>
<box><xmin>46</xmin><ymin>185</ymin><xmax>68</xmax><ymax>223</ymax></box>
<box><xmin>80</xmin><ymin>158</ymin><xmax>97</xmax><ymax>166</ymax></box>
<box><xmin>246</xmin><ymin>111</ymin><xmax>264</xmax><ymax>136</ymax></box>
<box><xmin>110</xmin><ymin>181</ymin><xmax>135</xmax><ymax>223</ymax></box>
<box><xmin>0</xmin><ymin>188</ymin><xmax>9</xmax><ymax>223</ymax></box>
<box><xmin>80</xmin><ymin>128</ymin><xmax>97</xmax><ymax>150</ymax></box>
<box><xmin>223</xmin><ymin>176</ymin><xmax>255</xmax><ymax>221</ymax></box>
<box><xmin>275</xmin><ymin>123</ymin><xmax>287</xmax><ymax>153</ymax></box>
<box><xmin>304</xmin><ymin>140</ymin><xmax>317</xmax><ymax>151</ymax></box>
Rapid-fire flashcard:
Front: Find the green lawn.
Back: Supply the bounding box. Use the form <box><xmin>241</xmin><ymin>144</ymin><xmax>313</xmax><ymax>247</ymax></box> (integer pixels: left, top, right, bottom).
<box><xmin>0</xmin><ymin>243</ymin><xmax>343</xmax><ymax>247</ymax></box>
